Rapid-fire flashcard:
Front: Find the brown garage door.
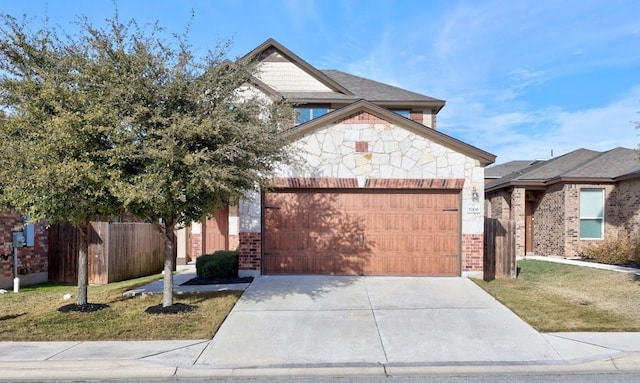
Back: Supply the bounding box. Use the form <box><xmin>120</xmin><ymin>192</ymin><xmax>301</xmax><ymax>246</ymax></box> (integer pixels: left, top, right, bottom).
<box><xmin>263</xmin><ymin>189</ymin><xmax>460</xmax><ymax>276</ymax></box>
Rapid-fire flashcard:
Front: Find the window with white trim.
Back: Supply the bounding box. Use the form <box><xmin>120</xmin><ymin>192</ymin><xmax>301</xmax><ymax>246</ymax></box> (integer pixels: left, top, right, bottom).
<box><xmin>579</xmin><ymin>188</ymin><xmax>604</xmax><ymax>239</ymax></box>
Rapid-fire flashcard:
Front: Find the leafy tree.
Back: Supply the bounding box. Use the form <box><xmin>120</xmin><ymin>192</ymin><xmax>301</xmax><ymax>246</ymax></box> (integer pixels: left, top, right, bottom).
<box><xmin>104</xmin><ymin>27</ymin><xmax>293</xmax><ymax>308</ymax></box>
<box><xmin>0</xmin><ymin>14</ymin><xmax>122</xmax><ymax>306</ymax></box>
<box><xmin>0</xmin><ymin>11</ymin><xmax>292</xmax><ymax>308</ymax></box>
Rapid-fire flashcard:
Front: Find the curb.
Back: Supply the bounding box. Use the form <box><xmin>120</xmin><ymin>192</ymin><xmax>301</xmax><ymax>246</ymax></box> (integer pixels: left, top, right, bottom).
<box><xmin>2</xmin><ymin>353</ymin><xmax>640</xmax><ymax>381</ymax></box>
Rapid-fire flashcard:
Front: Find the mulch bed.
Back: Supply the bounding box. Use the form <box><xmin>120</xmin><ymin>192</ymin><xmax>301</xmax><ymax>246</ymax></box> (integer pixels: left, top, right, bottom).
<box><xmin>57</xmin><ymin>303</ymin><xmax>110</xmax><ymax>313</ymax></box>
<box><xmin>145</xmin><ymin>303</ymin><xmax>198</xmax><ymax>315</ymax></box>
<box><xmin>181</xmin><ymin>276</ymin><xmax>254</xmax><ymax>286</ymax></box>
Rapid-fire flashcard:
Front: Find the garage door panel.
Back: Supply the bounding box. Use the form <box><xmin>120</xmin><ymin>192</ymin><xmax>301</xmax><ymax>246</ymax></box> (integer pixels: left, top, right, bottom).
<box><xmin>264</xmin><ymin>190</ymin><xmax>460</xmax><ymax>276</ymax></box>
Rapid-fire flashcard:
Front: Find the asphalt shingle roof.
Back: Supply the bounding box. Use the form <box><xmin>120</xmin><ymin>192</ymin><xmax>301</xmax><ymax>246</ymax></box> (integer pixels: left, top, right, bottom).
<box><xmin>321</xmin><ymin>70</ymin><xmax>445</xmax><ymax>104</ymax></box>
<box><xmin>487</xmin><ymin>147</ymin><xmax>640</xmax><ymax>191</ymax></box>
<box><xmin>485</xmin><ymin>161</ymin><xmax>534</xmax><ymax>179</ymax></box>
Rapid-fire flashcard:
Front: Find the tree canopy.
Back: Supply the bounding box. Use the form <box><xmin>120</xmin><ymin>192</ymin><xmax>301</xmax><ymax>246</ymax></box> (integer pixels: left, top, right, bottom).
<box><xmin>0</xmin><ymin>11</ymin><xmax>292</xmax><ymax>307</ymax></box>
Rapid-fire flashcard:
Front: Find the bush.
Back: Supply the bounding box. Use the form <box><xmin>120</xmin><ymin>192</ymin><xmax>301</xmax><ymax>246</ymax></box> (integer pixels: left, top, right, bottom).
<box><xmin>196</xmin><ymin>250</ymin><xmax>239</xmax><ymax>278</ymax></box>
<box><xmin>580</xmin><ymin>237</ymin><xmax>634</xmax><ymax>265</ymax></box>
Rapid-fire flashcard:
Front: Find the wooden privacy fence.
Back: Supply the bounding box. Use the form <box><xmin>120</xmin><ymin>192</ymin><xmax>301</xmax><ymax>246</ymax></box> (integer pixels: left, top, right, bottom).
<box><xmin>484</xmin><ymin>217</ymin><xmax>516</xmax><ymax>280</ymax></box>
<box><xmin>48</xmin><ymin>222</ymin><xmax>165</xmax><ymax>285</ymax></box>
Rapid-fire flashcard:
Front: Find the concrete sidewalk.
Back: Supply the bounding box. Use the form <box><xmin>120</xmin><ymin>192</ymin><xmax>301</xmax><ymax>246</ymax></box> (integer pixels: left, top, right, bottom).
<box><xmin>1</xmin><ymin>261</ymin><xmax>640</xmax><ymax>381</ymax></box>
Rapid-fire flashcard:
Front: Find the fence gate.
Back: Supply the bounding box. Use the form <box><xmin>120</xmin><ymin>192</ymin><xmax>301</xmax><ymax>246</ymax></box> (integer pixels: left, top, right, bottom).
<box><xmin>484</xmin><ymin>217</ymin><xmax>516</xmax><ymax>280</ymax></box>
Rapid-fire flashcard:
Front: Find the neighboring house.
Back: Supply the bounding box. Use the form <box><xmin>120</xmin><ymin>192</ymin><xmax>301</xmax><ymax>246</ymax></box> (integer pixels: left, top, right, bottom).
<box><xmin>485</xmin><ymin>160</ymin><xmax>535</xmax><ymax>185</ymax></box>
<box><xmin>197</xmin><ymin>38</ymin><xmax>496</xmax><ymax>277</ymax></box>
<box><xmin>0</xmin><ymin>212</ymin><xmax>48</xmax><ymax>289</ymax></box>
<box><xmin>485</xmin><ymin>147</ymin><xmax>640</xmax><ymax>258</ymax></box>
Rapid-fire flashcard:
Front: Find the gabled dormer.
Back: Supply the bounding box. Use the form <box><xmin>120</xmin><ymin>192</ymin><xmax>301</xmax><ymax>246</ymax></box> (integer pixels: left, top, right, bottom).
<box><xmin>243</xmin><ymin>38</ymin><xmax>446</xmax><ymax>129</ymax></box>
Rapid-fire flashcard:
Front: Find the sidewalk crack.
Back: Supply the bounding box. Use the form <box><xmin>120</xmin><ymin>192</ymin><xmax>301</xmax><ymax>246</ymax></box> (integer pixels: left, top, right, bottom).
<box><xmin>363</xmin><ymin>279</ymin><xmax>389</xmax><ymax>365</ymax></box>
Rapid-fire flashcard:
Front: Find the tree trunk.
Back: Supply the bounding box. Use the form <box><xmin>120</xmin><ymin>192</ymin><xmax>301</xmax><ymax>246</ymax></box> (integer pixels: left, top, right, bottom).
<box><xmin>162</xmin><ymin>221</ymin><xmax>176</xmax><ymax>307</ymax></box>
<box><xmin>76</xmin><ymin>222</ymin><xmax>89</xmax><ymax>306</ymax></box>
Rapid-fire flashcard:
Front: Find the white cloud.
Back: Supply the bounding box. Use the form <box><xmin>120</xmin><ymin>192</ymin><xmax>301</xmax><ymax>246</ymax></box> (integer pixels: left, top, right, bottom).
<box><xmin>441</xmin><ymin>86</ymin><xmax>640</xmax><ymax>163</ymax></box>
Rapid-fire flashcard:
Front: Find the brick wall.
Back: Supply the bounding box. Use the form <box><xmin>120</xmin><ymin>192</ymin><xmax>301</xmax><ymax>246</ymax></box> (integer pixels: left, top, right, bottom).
<box><xmin>238</xmin><ymin>232</ymin><xmax>261</xmax><ymax>274</ymax></box>
<box><xmin>615</xmin><ymin>178</ymin><xmax>640</xmax><ymax>238</ymax></box>
<box><xmin>0</xmin><ymin>212</ymin><xmax>48</xmax><ymax>288</ymax></box>
<box><xmin>486</xmin><ymin>190</ymin><xmax>511</xmax><ymax>219</ymax></box>
<box><xmin>532</xmin><ymin>183</ymin><xmax>566</xmax><ymax>256</ymax></box>
<box><xmin>462</xmin><ymin>234</ymin><xmax>483</xmax><ymax>272</ymax></box>
<box><xmin>510</xmin><ymin>188</ymin><xmax>526</xmax><ymax>256</ymax></box>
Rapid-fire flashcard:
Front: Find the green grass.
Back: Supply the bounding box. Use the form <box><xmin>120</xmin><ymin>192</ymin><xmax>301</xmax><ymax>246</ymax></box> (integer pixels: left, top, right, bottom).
<box><xmin>473</xmin><ymin>259</ymin><xmax>640</xmax><ymax>332</ymax></box>
<box><xmin>0</xmin><ymin>274</ymin><xmax>241</xmax><ymax>341</ymax></box>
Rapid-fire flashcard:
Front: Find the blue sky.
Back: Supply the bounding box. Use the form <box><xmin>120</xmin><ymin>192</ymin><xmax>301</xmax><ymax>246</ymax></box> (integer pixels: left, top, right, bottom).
<box><xmin>3</xmin><ymin>0</ymin><xmax>640</xmax><ymax>164</ymax></box>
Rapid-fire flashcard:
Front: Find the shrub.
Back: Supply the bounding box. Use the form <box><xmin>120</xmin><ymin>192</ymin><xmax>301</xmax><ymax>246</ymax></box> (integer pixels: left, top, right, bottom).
<box><xmin>196</xmin><ymin>250</ymin><xmax>239</xmax><ymax>278</ymax></box>
<box><xmin>580</xmin><ymin>237</ymin><xmax>633</xmax><ymax>265</ymax></box>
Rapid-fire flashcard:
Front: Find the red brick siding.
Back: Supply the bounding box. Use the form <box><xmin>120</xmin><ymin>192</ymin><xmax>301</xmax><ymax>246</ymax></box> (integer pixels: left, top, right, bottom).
<box><xmin>335</xmin><ymin>111</ymin><xmax>387</xmax><ymax>124</ymax></box>
<box><xmin>269</xmin><ymin>177</ymin><xmax>465</xmax><ymax>190</ymax></box>
<box><xmin>431</xmin><ymin>109</ymin><xmax>437</xmax><ymax>130</ymax></box>
<box><xmin>410</xmin><ymin>110</ymin><xmax>423</xmax><ymax>124</ymax></box>
<box><xmin>462</xmin><ymin>234</ymin><xmax>483</xmax><ymax>272</ymax></box>
<box><xmin>486</xmin><ymin>189</ymin><xmax>511</xmax><ymax>219</ymax></box>
<box><xmin>355</xmin><ymin>141</ymin><xmax>369</xmax><ymax>153</ymax></box>
<box><xmin>238</xmin><ymin>232</ymin><xmax>261</xmax><ymax>271</ymax></box>
<box><xmin>0</xmin><ymin>212</ymin><xmax>48</xmax><ymax>280</ymax></box>
<box><xmin>533</xmin><ymin>183</ymin><xmax>566</xmax><ymax>256</ymax></box>
<box><xmin>615</xmin><ymin>178</ymin><xmax>640</xmax><ymax>238</ymax></box>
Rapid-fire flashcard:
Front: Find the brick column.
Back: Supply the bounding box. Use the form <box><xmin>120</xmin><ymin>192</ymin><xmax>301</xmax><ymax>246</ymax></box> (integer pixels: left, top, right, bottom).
<box><xmin>511</xmin><ymin>187</ymin><xmax>526</xmax><ymax>256</ymax></box>
<box><xmin>238</xmin><ymin>232</ymin><xmax>261</xmax><ymax>277</ymax></box>
<box><xmin>461</xmin><ymin>233</ymin><xmax>483</xmax><ymax>273</ymax></box>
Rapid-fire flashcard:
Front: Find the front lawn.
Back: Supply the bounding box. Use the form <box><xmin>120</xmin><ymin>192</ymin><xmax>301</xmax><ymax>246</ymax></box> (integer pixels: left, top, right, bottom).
<box><xmin>0</xmin><ymin>274</ymin><xmax>241</xmax><ymax>341</ymax></box>
<box><xmin>473</xmin><ymin>259</ymin><xmax>640</xmax><ymax>332</ymax></box>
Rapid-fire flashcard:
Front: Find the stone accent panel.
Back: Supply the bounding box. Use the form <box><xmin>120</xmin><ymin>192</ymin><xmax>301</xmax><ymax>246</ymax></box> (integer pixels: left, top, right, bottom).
<box><xmin>462</xmin><ymin>234</ymin><xmax>483</xmax><ymax>272</ymax></box>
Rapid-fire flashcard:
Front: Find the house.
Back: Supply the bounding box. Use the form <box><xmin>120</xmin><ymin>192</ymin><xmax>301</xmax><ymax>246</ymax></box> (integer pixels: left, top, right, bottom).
<box><xmin>484</xmin><ymin>160</ymin><xmax>534</xmax><ymax>185</ymax></box>
<box><xmin>193</xmin><ymin>38</ymin><xmax>496</xmax><ymax>277</ymax></box>
<box><xmin>0</xmin><ymin>212</ymin><xmax>48</xmax><ymax>289</ymax></box>
<box><xmin>485</xmin><ymin>147</ymin><xmax>640</xmax><ymax>258</ymax></box>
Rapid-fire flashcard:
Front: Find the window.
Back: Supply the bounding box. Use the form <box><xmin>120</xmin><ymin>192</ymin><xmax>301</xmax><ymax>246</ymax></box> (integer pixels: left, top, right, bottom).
<box><xmin>295</xmin><ymin>107</ymin><xmax>328</xmax><ymax>125</ymax></box>
<box><xmin>580</xmin><ymin>188</ymin><xmax>604</xmax><ymax>239</ymax></box>
<box><xmin>392</xmin><ymin>109</ymin><xmax>411</xmax><ymax>118</ymax></box>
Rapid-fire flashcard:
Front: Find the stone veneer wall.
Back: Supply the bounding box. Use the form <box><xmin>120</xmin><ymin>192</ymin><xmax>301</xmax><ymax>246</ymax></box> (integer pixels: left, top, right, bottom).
<box><xmin>238</xmin><ymin>111</ymin><xmax>487</xmax><ymax>276</ymax></box>
<box><xmin>0</xmin><ymin>212</ymin><xmax>48</xmax><ymax>289</ymax></box>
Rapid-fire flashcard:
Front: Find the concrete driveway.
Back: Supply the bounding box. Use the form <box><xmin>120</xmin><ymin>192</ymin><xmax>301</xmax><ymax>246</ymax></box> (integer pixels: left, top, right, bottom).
<box><xmin>197</xmin><ymin>275</ymin><xmax>563</xmax><ymax>368</ymax></box>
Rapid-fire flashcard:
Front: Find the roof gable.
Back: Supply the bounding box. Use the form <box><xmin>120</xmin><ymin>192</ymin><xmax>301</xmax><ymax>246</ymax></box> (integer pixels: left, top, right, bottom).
<box><xmin>243</xmin><ymin>39</ymin><xmax>446</xmax><ymax>110</ymax></box>
<box><xmin>243</xmin><ymin>38</ymin><xmax>352</xmax><ymax>96</ymax></box>
<box><xmin>285</xmin><ymin>100</ymin><xmax>495</xmax><ymax>166</ymax></box>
